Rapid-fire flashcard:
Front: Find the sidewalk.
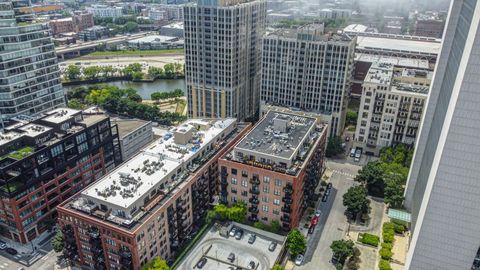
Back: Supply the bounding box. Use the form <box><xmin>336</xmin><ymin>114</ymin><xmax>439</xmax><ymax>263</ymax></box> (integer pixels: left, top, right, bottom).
<box><xmin>0</xmin><ymin>230</ymin><xmax>55</xmax><ymax>266</ymax></box>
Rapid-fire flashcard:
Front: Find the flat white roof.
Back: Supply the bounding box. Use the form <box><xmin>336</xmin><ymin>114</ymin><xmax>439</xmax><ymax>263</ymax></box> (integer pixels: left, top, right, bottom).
<box><xmin>82</xmin><ymin>118</ymin><xmax>236</xmax><ymax>210</ymax></box>
<box><xmin>162</xmin><ymin>22</ymin><xmax>184</xmax><ymax>29</ymax></box>
<box><xmin>42</xmin><ymin>108</ymin><xmax>80</xmax><ymax>124</ymax></box>
<box><xmin>364</xmin><ymin>62</ymin><xmax>394</xmax><ymax>85</ymax></box>
<box><xmin>18</xmin><ymin>124</ymin><xmax>52</xmax><ymax>138</ymax></box>
<box><xmin>356</xmin><ymin>36</ymin><xmax>441</xmax><ymax>55</ymax></box>
<box><xmin>355</xmin><ymin>53</ymin><xmax>431</xmax><ymax>69</ymax></box>
<box><xmin>128</xmin><ymin>35</ymin><xmax>178</xmax><ymax>43</ymax></box>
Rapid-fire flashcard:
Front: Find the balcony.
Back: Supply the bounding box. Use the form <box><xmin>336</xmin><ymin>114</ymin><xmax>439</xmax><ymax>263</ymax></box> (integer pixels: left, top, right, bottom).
<box><xmin>282</xmin><ymin>197</ymin><xmax>293</xmax><ymax>204</ymax></box>
<box><xmin>281</xmin><ymin>215</ymin><xmax>291</xmax><ymax>223</ymax></box>
<box><xmin>281</xmin><ymin>206</ymin><xmax>291</xmax><ymax>213</ymax></box>
<box><xmin>249</xmin><ymin>177</ymin><xmax>260</xmax><ymax>185</ymax></box>
<box><xmin>248</xmin><ymin>206</ymin><xmax>259</xmax><ymax>214</ymax></box>
<box><xmin>249</xmin><ymin>197</ymin><xmax>259</xmax><ymax>205</ymax></box>
<box><xmin>283</xmin><ymin>183</ymin><xmax>293</xmax><ymax>194</ymax></box>
<box><xmin>249</xmin><ymin>188</ymin><xmax>260</xmax><ymax>195</ymax></box>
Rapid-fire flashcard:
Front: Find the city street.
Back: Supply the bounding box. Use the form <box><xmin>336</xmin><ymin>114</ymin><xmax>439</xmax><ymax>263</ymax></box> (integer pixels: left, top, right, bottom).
<box><xmin>297</xmin><ymin>161</ymin><xmax>362</xmax><ymax>270</ymax></box>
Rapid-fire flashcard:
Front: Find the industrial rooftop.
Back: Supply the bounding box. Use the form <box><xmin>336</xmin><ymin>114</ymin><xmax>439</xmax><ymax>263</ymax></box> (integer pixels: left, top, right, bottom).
<box><xmin>232</xmin><ymin>111</ymin><xmax>322</xmax><ymax>172</ymax></box>
<box><xmin>72</xmin><ymin>118</ymin><xmax>236</xmax><ymax>226</ymax></box>
<box><xmin>356</xmin><ymin>36</ymin><xmax>441</xmax><ymax>56</ymax></box>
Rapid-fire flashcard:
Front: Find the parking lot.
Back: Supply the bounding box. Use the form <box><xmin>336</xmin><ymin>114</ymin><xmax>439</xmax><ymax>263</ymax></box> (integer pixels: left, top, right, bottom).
<box><xmin>176</xmin><ymin>223</ymin><xmax>285</xmax><ymax>270</ymax></box>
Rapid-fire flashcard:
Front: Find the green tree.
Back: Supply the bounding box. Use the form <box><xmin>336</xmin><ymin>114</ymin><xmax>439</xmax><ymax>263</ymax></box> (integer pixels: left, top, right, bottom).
<box><xmin>164</xmin><ymin>63</ymin><xmax>175</xmax><ymax>78</ymax></box>
<box><xmin>330</xmin><ymin>239</ymin><xmax>354</xmax><ymax>265</ymax></box>
<box><xmin>51</xmin><ymin>230</ymin><xmax>64</xmax><ymax>253</ymax></box>
<box><xmin>148</xmin><ymin>66</ymin><xmax>164</xmax><ymax>79</ymax></box>
<box><xmin>343</xmin><ymin>186</ymin><xmax>370</xmax><ymax>218</ymax></box>
<box><xmin>132</xmin><ymin>71</ymin><xmax>144</xmax><ymax>80</ymax></box>
<box><xmin>124</xmin><ymin>21</ymin><xmax>139</xmax><ymax>33</ymax></box>
<box><xmin>383</xmin><ymin>173</ymin><xmax>406</xmax><ymax>208</ymax></box>
<box><xmin>346</xmin><ymin>110</ymin><xmax>358</xmax><ymax>125</ymax></box>
<box><xmin>286</xmin><ymin>229</ymin><xmax>306</xmax><ymax>257</ymax></box>
<box><xmin>83</xmin><ymin>66</ymin><xmax>101</xmax><ymax>80</ymax></box>
<box><xmin>141</xmin><ymin>257</ymin><xmax>170</xmax><ymax>270</ymax></box>
<box><xmin>65</xmin><ymin>65</ymin><xmax>81</xmax><ymax>81</ymax></box>
<box><xmin>271</xmin><ymin>264</ymin><xmax>284</xmax><ymax>270</ymax></box>
<box><xmin>151</xmin><ymin>92</ymin><xmax>162</xmax><ymax>103</ymax></box>
<box><xmin>67</xmin><ymin>99</ymin><xmax>85</xmax><ymax>110</ymax></box>
<box><xmin>354</xmin><ymin>161</ymin><xmax>385</xmax><ymax>196</ymax></box>
<box><xmin>326</xmin><ymin>136</ymin><xmax>344</xmax><ymax>157</ymax></box>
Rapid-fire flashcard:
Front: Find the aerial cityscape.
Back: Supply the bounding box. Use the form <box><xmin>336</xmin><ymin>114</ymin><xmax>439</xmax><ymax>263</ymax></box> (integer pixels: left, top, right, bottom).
<box><xmin>0</xmin><ymin>0</ymin><xmax>477</xmax><ymax>270</ymax></box>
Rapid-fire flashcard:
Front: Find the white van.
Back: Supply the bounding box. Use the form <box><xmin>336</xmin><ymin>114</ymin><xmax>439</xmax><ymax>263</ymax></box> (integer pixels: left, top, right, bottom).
<box><xmin>354</xmin><ymin>149</ymin><xmax>362</xmax><ymax>162</ymax></box>
<box><xmin>350</xmin><ymin>148</ymin><xmax>356</xmax><ymax>157</ymax></box>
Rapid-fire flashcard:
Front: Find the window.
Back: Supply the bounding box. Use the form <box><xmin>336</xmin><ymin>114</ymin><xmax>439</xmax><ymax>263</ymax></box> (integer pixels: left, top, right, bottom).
<box><xmin>262</xmin><ymin>196</ymin><xmax>269</xmax><ymax>203</ymax></box>
<box><xmin>263</xmin><ymin>176</ymin><xmax>270</xmax><ymax>183</ymax></box>
<box><xmin>106</xmin><ymin>239</ymin><xmax>116</xmax><ymax>246</ymax></box>
<box><xmin>263</xmin><ymin>185</ymin><xmax>270</xmax><ymax>193</ymax></box>
<box><xmin>241</xmin><ymin>180</ymin><xmax>248</xmax><ymax>187</ymax></box>
<box><xmin>76</xmin><ymin>133</ymin><xmax>87</xmax><ymax>144</ymax></box>
<box><xmin>275</xmin><ymin>179</ymin><xmax>282</xmax><ymax>186</ymax></box>
<box><xmin>241</xmin><ymin>171</ymin><xmax>248</xmax><ymax>177</ymax></box>
<box><xmin>231</xmin><ymin>188</ymin><xmax>237</xmax><ymax>194</ymax></box>
<box><xmin>50</xmin><ymin>144</ymin><xmax>63</xmax><ymax>157</ymax></box>
<box><xmin>231</xmin><ymin>168</ymin><xmax>237</xmax><ymax>175</ymax></box>
<box><xmin>231</xmin><ymin>178</ymin><xmax>237</xmax><ymax>185</ymax></box>
<box><xmin>273</xmin><ymin>199</ymin><xmax>280</xmax><ymax>205</ymax></box>
<box><xmin>274</xmin><ymin>189</ymin><xmax>281</xmax><ymax>196</ymax></box>
<box><xmin>262</xmin><ymin>205</ymin><xmax>268</xmax><ymax>212</ymax></box>
<box><xmin>241</xmin><ymin>190</ymin><xmax>248</xmax><ymax>197</ymax></box>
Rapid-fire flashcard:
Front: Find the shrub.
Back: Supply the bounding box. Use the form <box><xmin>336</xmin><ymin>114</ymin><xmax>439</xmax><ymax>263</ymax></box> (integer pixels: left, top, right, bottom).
<box><xmin>381</xmin><ymin>242</ymin><xmax>393</xmax><ymax>249</ymax></box>
<box><xmin>379</xmin><ymin>247</ymin><xmax>393</xmax><ymax>260</ymax></box>
<box><xmin>321</xmin><ymin>180</ymin><xmax>328</xmax><ymax>186</ymax></box>
<box><xmin>379</xmin><ymin>259</ymin><xmax>392</xmax><ymax>270</ymax></box>
<box><xmin>383</xmin><ymin>231</ymin><xmax>395</xmax><ymax>243</ymax></box>
<box><xmin>383</xmin><ymin>222</ymin><xmax>395</xmax><ymax>231</ymax></box>
<box><xmin>394</xmin><ymin>223</ymin><xmax>406</xmax><ymax>234</ymax></box>
<box><xmin>360</xmin><ymin>233</ymin><xmax>379</xmax><ymax>247</ymax></box>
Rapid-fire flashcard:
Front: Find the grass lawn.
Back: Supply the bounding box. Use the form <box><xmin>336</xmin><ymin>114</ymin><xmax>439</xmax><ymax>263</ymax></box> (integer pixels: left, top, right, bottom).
<box><xmin>89</xmin><ymin>49</ymin><xmax>184</xmax><ymax>57</ymax></box>
<box><xmin>2</xmin><ymin>146</ymin><xmax>34</xmax><ymax>160</ymax></box>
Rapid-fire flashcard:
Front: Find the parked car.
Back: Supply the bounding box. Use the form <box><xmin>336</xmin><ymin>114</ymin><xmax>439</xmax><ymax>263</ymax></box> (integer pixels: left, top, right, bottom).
<box><xmin>248</xmin><ymin>261</ymin><xmax>256</xmax><ymax>269</ymax></box>
<box><xmin>345</xmin><ymin>136</ymin><xmax>350</xmax><ymax>142</ymax></box>
<box><xmin>327</xmin><ymin>183</ymin><xmax>333</xmax><ymax>190</ymax></box>
<box><xmin>196</xmin><ymin>257</ymin><xmax>207</xmax><ymax>268</ymax></box>
<box><xmin>235</xmin><ymin>229</ymin><xmax>244</xmax><ymax>240</ymax></box>
<box><xmin>268</xmin><ymin>242</ymin><xmax>277</xmax><ymax>251</ymax></box>
<box><xmin>229</xmin><ymin>227</ymin><xmax>237</xmax><ymax>237</ymax></box>
<box><xmin>248</xmin><ymin>233</ymin><xmax>256</xmax><ymax>244</ymax></box>
<box><xmin>228</xmin><ymin>252</ymin><xmax>235</xmax><ymax>262</ymax></box>
<box><xmin>295</xmin><ymin>254</ymin><xmax>304</xmax><ymax>266</ymax></box>
<box><xmin>322</xmin><ymin>194</ymin><xmax>328</xmax><ymax>202</ymax></box>
<box><xmin>308</xmin><ymin>225</ymin><xmax>315</xmax><ymax>234</ymax></box>
<box><xmin>0</xmin><ymin>241</ymin><xmax>6</xmax><ymax>250</ymax></box>
<box><xmin>311</xmin><ymin>215</ymin><xmax>319</xmax><ymax>226</ymax></box>
<box><xmin>325</xmin><ymin>189</ymin><xmax>331</xmax><ymax>196</ymax></box>
<box><xmin>350</xmin><ymin>148</ymin><xmax>356</xmax><ymax>157</ymax></box>
<box><xmin>6</xmin><ymin>248</ymin><xmax>17</xmax><ymax>255</ymax></box>
<box><xmin>315</xmin><ymin>210</ymin><xmax>321</xmax><ymax>217</ymax></box>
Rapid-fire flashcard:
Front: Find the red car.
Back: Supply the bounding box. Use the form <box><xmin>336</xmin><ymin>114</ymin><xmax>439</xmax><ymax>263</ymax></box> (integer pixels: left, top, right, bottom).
<box><xmin>311</xmin><ymin>215</ymin><xmax>319</xmax><ymax>226</ymax></box>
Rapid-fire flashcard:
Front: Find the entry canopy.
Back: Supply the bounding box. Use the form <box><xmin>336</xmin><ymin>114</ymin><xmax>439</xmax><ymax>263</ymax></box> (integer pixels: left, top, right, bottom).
<box><xmin>388</xmin><ymin>208</ymin><xmax>411</xmax><ymax>223</ymax></box>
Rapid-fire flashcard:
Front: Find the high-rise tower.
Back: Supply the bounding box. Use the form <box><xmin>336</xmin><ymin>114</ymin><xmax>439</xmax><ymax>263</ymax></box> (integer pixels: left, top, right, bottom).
<box><xmin>184</xmin><ymin>0</ymin><xmax>267</xmax><ymax>120</ymax></box>
<box><xmin>404</xmin><ymin>0</ymin><xmax>480</xmax><ymax>269</ymax></box>
<box><xmin>0</xmin><ymin>1</ymin><xmax>65</xmax><ymax>120</ymax></box>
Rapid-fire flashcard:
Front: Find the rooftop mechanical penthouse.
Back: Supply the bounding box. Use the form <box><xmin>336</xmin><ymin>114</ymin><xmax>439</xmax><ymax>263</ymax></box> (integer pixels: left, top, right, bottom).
<box><xmin>0</xmin><ymin>108</ymin><xmax>122</xmax><ymax>243</ymax></box>
<box><xmin>57</xmin><ymin>118</ymin><xmax>251</xmax><ymax>270</ymax></box>
<box><xmin>219</xmin><ymin>111</ymin><xmax>328</xmax><ymax>230</ymax></box>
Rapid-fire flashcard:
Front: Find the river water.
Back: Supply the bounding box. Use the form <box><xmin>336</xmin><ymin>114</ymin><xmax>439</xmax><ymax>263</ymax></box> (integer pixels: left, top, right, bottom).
<box><xmin>63</xmin><ymin>79</ymin><xmax>186</xmax><ymax>100</ymax></box>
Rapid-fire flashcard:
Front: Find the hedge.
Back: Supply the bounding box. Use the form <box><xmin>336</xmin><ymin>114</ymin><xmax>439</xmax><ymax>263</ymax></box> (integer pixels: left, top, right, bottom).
<box><xmin>360</xmin><ymin>233</ymin><xmax>380</xmax><ymax>247</ymax></box>
<box><xmin>381</xmin><ymin>242</ymin><xmax>393</xmax><ymax>249</ymax></box>
<box><xmin>379</xmin><ymin>259</ymin><xmax>393</xmax><ymax>270</ymax></box>
<box><xmin>379</xmin><ymin>247</ymin><xmax>393</xmax><ymax>260</ymax></box>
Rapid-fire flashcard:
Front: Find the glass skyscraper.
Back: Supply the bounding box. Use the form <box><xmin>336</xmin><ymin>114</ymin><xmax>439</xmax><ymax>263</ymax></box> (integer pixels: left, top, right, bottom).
<box><xmin>0</xmin><ymin>1</ymin><xmax>65</xmax><ymax>120</ymax></box>
<box><xmin>404</xmin><ymin>0</ymin><xmax>480</xmax><ymax>269</ymax></box>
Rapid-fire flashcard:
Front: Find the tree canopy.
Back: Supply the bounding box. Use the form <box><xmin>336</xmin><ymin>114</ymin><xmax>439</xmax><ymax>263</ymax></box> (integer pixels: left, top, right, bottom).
<box><xmin>330</xmin><ymin>239</ymin><xmax>355</xmax><ymax>265</ymax></box>
<box><xmin>206</xmin><ymin>202</ymin><xmax>247</xmax><ymax>223</ymax></box>
<box><xmin>141</xmin><ymin>257</ymin><xmax>170</xmax><ymax>270</ymax></box>
<box><xmin>51</xmin><ymin>230</ymin><xmax>64</xmax><ymax>253</ymax></box>
<box><xmin>343</xmin><ymin>186</ymin><xmax>370</xmax><ymax>218</ymax></box>
<box><xmin>286</xmin><ymin>229</ymin><xmax>307</xmax><ymax>257</ymax></box>
<box><xmin>326</xmin><ymin>136</ymin><xmax>344</xmax><ymax>157</ymax></box>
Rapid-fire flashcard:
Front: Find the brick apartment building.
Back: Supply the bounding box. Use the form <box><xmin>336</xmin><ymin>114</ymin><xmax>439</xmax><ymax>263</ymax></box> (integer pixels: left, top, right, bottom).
<box><xmin>219</xmin><ymin>111</ymin><xmax>328</xmax><ymax>230</ymax></box>
<box><xmin>0</xmin><ymin>108</ymin><xmax>122</xmax><ymax>244</ymax></box>
<box><xmin>57</xmin><ymin>119</ymin><xmax>251</xmax><ymax>270</ymax></box>
<box><xmin>50</xmin><ymin>12</ymin><xmax>94</xmax><ymax>36</ymax></box>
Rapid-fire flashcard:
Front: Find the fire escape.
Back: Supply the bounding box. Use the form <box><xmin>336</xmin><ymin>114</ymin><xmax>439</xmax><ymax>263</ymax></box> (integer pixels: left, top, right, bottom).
<box><xmin>281</xmin><ymin>183</ymin><xmax>293</xmax><ymax>230</ymax></box>
<box><xmin>175</xmin><ymin>197</ymin><xmax>189</xmax><ymax>249</ymax></box>
<box><xmin>191</xmin><ymin>174</ymin><xmax>209</xmax><ymax>228</ymax></box>
<box><xmin>220</xmin><ymin>166</ymin><xmax>229</xmax><ymax>204</ymax></box>
<box><xmin>88</xmin><ymin>226</ymin><xmax>106</xmax><ymax>270</ymax></box>
<box><xmin>304</xmin><ymin>148</ymin><xmax>323</xmax><ymax>208</ymax></box>
<box><xmin>167</xmin><ymin>206</ymin><xmax>178</xmax><ymax>253</ymax></box>
<box><xmin>119</xmin><ymin>246</ymin><xmax>133</xmax><ymax>270</ymax></box>
<box><xmin>248</xmin><ymin>175</ymin><xmax>260</xmax><ymax>222</ymax></box>
<box><xmin>62</xmin><ymin>224</ymin><xmax>79</xmax><ymax>262</ymax></box>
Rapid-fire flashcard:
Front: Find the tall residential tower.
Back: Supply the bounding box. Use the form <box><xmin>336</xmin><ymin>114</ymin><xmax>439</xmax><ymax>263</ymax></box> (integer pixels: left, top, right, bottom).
<box><xmin>260</xmin><ymin>25</ymin><xmax>356</xmax><ymax>136</ymax></box>
<box><xmin>184</xmin><ymin>0</ymin><xmax>267</xmax><ymax>120</ymax></box>
<box><xmin>404</xmin><ymin>1</ymin><xmax>480</xmax><ymax>269</ymax></box>
<box><xmin>0</xmin><ymin>1</ymin><xmax>65</xmax><ymax>119</ymax></box>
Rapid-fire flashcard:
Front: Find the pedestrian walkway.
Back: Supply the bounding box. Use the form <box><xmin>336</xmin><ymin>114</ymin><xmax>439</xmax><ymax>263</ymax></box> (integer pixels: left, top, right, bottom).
<box><xmin>331</xmin><ymin>169</ymin><xmax>356</xmax><ymax>179</ymax></box>
<box><xmin>0</xmin><ymin>231</ymin><xmax>55</xmax><ymax>266</ymax></box>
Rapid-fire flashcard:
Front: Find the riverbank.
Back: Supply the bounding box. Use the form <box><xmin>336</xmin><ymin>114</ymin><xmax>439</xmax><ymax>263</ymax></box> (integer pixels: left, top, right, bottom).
<box><xmin>63</xmin><ymin>79</ymin><xmax>186</xmax><ymax>100</ymax></box>
<box><xmin>88</xmin><ymin>49</ymin><xmax>184</xmax><ymax>57</ymax></box>
<box><xmin>62</xmin><ymin>76</ymin><xmax>184</xmax><ymax>86</ymax></box>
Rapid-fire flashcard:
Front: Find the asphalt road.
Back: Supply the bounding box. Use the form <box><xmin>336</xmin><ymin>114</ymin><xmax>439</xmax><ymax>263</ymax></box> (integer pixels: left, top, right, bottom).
<box><xmin>297</xmin><ymin>161</ymin><xmax>361</xmax><ymax>270</ymax></box>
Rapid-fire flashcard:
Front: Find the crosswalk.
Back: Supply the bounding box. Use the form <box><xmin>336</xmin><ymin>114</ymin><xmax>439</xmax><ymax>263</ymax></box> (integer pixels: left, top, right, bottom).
<box><xmin>332</xmin><ymin>170</ymin><xmax>356</xmax><ymax>179</ymax></box>
<box><xmin>0</xmin><ymin>262</ymin><xmax>8</xmax><ymax>269</ymax></box>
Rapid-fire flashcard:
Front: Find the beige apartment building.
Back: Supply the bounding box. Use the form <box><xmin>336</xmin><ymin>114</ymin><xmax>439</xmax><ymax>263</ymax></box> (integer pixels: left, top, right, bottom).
<box><xmin>354</xmin><ymin>62</ymin><xmax>432</xmax><ymax>154</ymax></box>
